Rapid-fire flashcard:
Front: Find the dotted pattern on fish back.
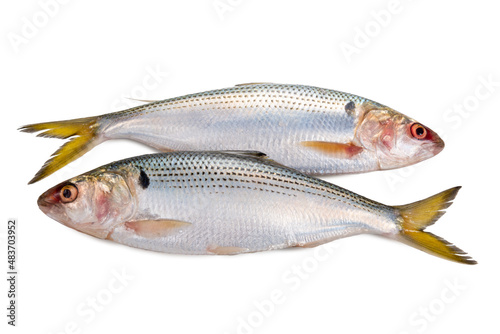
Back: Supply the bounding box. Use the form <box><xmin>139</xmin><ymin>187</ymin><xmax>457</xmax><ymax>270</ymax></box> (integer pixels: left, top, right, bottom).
<box><xmin>105</xmin><ymin>84</ymin><xmax>369</xmax><ymax>121</ymax></box>
<box><xmin>106</xmin><ymin>152</ymin><xmax>391</xmax><ymax>217</ymax></box>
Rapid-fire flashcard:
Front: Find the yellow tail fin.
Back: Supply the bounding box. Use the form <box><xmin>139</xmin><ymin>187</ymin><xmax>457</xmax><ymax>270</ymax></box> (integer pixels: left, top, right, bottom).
<box><xmin>19</xmin><ymin>116</ymin><xmax>102</xmax><ymax>184</ymax></box>
<box><xmin>394</xmin><ymin>186</ymin><xmax>477</xmax><ymax>265</ymax></box>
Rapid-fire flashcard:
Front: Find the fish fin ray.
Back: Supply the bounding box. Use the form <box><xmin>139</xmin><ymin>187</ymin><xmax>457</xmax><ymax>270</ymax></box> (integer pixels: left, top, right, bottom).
<box><xmin>393</xmin><ymin>186</ymin><xmax>477</xmax><ymax>265</ymax></box>
<box><xmin>219</xmin><ymin>151</ymin><xmax>291</xmax><ymax>169</ymax></box>
<box><xmin>157</xmin><ymin>147</ymin><xmax>175</xmax><ymax>153</ymax></box>
<box><xmin>125</xmin><ymin>97</ymin><xmax>160</xmax><ymax>103</ymax></box>
<box><xmin>125</xmin><ymin>219</ymin><xmax>191</xmax><ymax>238</ymax></box>
<box><xmin>207</xmin><ymin>245</ymin><xmax>249</xmax><ymax>255</ymax></box>
<box><xmin>220</xmin><ymin>150</ymin><xmax>268</xmax><ymax>158</ymax></box>
<box><xmin>294</xmin><ymin>238</ymin><xmax>334</xmax><ymax>248</ymax></box>
<box><xmin>235</xmin><ymin>82</ymin><xmax>273</xmax><ymax>87</ymax></box>
<box><xmin>300</xmin><ymin>141</ymin><xmax>363</xmax><ymax>158</ymax></box>
<box><xmin>294</xmin><ymin>240</ymin><xmax>326</xmax><ymax>248</ymax></box>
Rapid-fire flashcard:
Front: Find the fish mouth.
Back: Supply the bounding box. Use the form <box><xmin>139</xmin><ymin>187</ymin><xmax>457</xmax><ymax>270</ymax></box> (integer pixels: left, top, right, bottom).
<box><xmin>37</xmin><ymin>195</ymin><xmax>52</xmax><ymax>214</ymax></box>
<box><xmin>37</xmin><ymin>190</ymin><xmax>64</xmax><ymax>218</ymax></box>
<box><xmin>37</xmin><ymin>194</ymin><xmax>75</xmax><ymax>229</ymax></box>
<box><xmin>431</xmin><ymin>134</ymin><xmax>445</xmax><ymax>155</ymax></box>
<box><xmin>38</xmin><ymin>184</ymin><xmax>64</xmax><ymax>205</ymax></box>
<box><xmin>422</xmin><ymin>125</ymin><xmax>445</xmax><ymax>156</ymax></box>
<box><xmin>37</xmin><ymin>197</ymin><xmax>63</xmax><ymax>222</ymax></box>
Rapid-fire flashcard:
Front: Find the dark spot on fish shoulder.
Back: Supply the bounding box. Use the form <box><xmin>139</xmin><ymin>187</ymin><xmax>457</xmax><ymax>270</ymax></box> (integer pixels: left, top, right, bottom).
<box><xmin>139</xmin><ymin>169</ymin><xmax>150</xmax><ymax>189</ymax></box>
<box><xmin>345</xmin><ymin>101</ymin><xmax>355</xmax><ymax>115</ymax></box>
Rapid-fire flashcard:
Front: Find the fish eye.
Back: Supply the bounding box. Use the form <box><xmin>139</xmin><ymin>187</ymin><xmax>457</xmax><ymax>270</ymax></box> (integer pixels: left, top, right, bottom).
<box><xmin>410</xmin><ymin>123</ymin><xmax>427</xmax><ymax>140</ymax></box>
<box><xmin>60</xmin><ymin>184</ymin><xmax>78</xmax><ymax>203</ymax></box>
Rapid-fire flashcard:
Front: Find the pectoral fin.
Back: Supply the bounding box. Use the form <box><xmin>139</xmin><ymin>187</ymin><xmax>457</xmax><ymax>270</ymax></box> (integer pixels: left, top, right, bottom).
<box><xmin>125</xmin><ymin>219</ymin><xmax>191</xmax><ymax>238</ymax></box>
<box><xmin>300</xmin><ymin>141</ymin><xmax>363</xmax><ymax>158</ymax></box>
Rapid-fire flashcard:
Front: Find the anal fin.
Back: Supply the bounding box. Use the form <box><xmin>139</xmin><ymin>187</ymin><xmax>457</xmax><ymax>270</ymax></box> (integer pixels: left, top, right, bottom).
<box><xmin>295</xmin><ymin>240</ymin><xmax>327</xmax><ymax>248</ymax></box>
<box><xmin>294</xmin><ymin>236</ymin><xmax>338</xmax><ymax>248</ymax></box>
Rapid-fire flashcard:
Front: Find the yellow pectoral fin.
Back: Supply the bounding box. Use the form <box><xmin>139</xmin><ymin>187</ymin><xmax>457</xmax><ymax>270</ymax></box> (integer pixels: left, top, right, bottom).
<box><xmin>300</xmin><ymin>141</ymin><xmax>363</xmax><ymax>158</ymax></box>
<box><xmin>125</xmin><ymin>219</ymin><xmax>191</xmax><ymax>238</ymax></box>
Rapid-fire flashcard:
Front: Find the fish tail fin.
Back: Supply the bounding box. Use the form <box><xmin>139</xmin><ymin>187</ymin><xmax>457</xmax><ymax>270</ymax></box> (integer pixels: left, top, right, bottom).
<box><xmin>393</xmin><ymin>186</ymin><xmax>477</xmax><ymax>265</ymax></box>
<box><xmin>19</xmin><ymin>116</ymin><xmax>103</xmax><ymax>184</ymax></box>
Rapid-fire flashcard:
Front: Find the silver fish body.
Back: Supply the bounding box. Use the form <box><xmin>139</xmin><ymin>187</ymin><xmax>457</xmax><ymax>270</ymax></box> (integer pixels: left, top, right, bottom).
<box><xmin>101</xmin><ymin>84</ymin><xmax>372</xmax><ymax>174</ymax></box>
<box><xmin>38</xmin><ymin>151</ymin><xmax>475</xmax><ymax>264</ymax></box>
<box><xmin>106</xmin><ymin>152</ymin><xmax>397</xmax><ymax>254</ymax></box>
<box><xmin>22</xmin><ymin>83</ymin><xmax>444</xmax><ymax>183</ymax></box>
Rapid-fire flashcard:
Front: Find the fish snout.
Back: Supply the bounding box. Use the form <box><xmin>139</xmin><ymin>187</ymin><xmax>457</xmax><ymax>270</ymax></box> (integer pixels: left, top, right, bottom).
<box><xmin>38</xmin><ymin>186</ymin><xmax>62</xmax><ymax>206</ymax></box>
<box><xmin>37</xmin><ymin>191</ymin><xmax>58</xmax><ymax>215</ymax></box>
<box><xmin>426</xmin><ymin>127</ymin><xmax>445</xmax><ymax>155</ymax></box>
<box><xmin>432</xmin><ymin>136</ymin><xmax>445</xmax><ymax>155</ymax></box>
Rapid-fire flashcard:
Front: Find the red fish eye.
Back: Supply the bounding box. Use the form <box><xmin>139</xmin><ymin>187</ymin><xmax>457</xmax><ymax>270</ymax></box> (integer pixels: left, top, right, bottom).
<box><xmin>60</xmin><ymin>184</ymin><xmax>78</xmax><ymax>203</ymax></box>
<box><xmin>410</xmin><ymin>123</ymin><xmax>427</xmax><ymax>140</ymax></box>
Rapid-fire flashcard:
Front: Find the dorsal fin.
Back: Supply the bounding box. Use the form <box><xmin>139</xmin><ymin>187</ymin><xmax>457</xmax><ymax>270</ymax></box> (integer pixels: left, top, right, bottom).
<box><xmin>125</xmin><ymin>97</ymin><xmax>160</xmax><ymax>103</ymax></box>
<box><xmin>218</xmin><ymin>150</ymin><xmax>268</xmax><ymax>158</ymax></box>
<box><xmin>235</xmin><ymin>82</ymin><xmax>273</xmax><ymax>87</ymax></box>
<box><xmin>218</xmin><ymin>151</ymin><xmax>289</xmax><ymax>169</ymax></box>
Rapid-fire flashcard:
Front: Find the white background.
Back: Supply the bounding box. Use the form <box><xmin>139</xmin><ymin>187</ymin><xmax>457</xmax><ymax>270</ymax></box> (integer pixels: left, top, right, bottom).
<box><xmin>1</xmin><ymin>1</ymin><xmax>499</xmax><ymax>333</ymax></box>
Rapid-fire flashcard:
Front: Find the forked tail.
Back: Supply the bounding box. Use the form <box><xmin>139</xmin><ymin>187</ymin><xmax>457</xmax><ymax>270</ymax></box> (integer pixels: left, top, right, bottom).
<box><xmin>19</xmin><ymin>116</ymin><xmax>103</xmax><ymax>184</ymax></box>
<box><xmin>393</xmin><ymin>186</ymin><xmax>476</xmax><ymax>264</ymax></box>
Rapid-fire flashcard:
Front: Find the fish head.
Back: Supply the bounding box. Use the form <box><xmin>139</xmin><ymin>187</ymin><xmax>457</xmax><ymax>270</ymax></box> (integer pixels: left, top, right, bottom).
<box><xmin>355</xmin><ymin>103</ymin><xmax>444</xmax><ymax>169</ymax></box>
<box><xmin>38</xmin><ymin>171</ymin><xmax>134</xmax><ymax>239</ymax></box>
